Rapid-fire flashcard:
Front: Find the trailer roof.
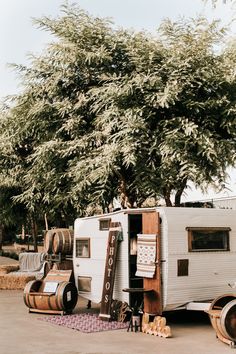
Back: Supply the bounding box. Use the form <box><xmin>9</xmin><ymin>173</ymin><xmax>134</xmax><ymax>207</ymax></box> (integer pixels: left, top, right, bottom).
<box><xmin>74</xmin><ymin>206</ymin><xmax>236</xmax><ymax>221</ymax></box>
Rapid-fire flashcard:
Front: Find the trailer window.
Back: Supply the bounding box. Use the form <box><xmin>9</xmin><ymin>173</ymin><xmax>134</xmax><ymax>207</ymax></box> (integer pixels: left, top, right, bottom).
<box><xmin>99</xmin><ymin>218</ymin><xmax>111</xmax><ymax>231</ymax></box>
<box><xmin>75</xmin><ymin>238</ymin><xmax>90</xmax><ymax>258</ymax></box>
<box><xmin>187</xmin><ymin>227</ymin><xmax>230</xmax><ymax>252</ymax></box>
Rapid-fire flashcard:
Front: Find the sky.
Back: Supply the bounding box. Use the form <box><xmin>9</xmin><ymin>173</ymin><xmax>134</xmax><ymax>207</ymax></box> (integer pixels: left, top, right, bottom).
<box><xmin>0</xmin><ymin>0</ymin><xmax>236</xmax><ymax>201</ymax></box>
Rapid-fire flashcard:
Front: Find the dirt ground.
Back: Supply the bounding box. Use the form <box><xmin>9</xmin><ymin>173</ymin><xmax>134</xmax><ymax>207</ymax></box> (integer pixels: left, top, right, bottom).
<box><xmin>0</xmin><ymin>255</ymin><xmax>19</xmax><ymax>265</ymax></box>
<box><xmin>0</xmin><ymin>256</ymin><xmax>233</xmax><ymax>354</ymax></box>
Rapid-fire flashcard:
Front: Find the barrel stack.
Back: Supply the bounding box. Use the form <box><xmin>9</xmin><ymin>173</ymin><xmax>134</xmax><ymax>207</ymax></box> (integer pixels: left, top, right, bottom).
<box><xmin>43</xmin><ymin>228</ymin><xmax>74</xmax><ymax>271</ymax></box>
<box><xmin>23</xmin><ymin>229</ymin><xmax>77</xmax><ymax>314</ymax></box>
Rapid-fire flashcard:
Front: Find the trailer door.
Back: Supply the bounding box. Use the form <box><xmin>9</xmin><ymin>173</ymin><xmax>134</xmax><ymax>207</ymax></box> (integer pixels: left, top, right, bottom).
<box><xmin>142</xmin><ymin>211</ymin><xmax>162</xmax><ymax>315</ymax></box>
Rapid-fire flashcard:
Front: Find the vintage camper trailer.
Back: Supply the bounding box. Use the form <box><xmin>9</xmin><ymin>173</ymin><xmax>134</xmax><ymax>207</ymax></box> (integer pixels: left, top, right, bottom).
<box><xmin>73</xmin><ymin>207</ymin><xmax>236</xmax><ymax>316</ymax></box>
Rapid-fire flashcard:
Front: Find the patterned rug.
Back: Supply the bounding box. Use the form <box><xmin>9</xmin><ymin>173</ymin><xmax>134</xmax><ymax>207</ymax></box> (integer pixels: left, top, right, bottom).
<box><xmin>39</xmin><ymin>313</ymin><xmax>129</xmax><ymax>333</ymax></box>
<box><xmin>135</xmin><ymin>233</ymin><xmax>157</xmax><ymax>278</ymax></box>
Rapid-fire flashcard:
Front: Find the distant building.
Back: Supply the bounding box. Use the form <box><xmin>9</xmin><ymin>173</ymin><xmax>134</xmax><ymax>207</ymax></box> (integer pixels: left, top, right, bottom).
<box><xmin>212</xmin><ymin>196</ymin><xmax>236</xmax><ymax>210</ymax></box>
<box><xmin>183</xmin><ymin>196</ymin><xmax>236</xmax><ymax>210</ymax></box>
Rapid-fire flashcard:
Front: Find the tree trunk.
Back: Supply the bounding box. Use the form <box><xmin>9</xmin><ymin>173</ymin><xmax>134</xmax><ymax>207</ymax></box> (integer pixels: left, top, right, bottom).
<box><xmin>174</xmin><ymin>190</ymin><xmax>183</xmax><ymax>207</ymax></box>
<box><xmin>0</xmin><ymin>224</ymin><xmax>3</xmax><ymax>251</ymax></box>
<box><xmin>119</xmin><ymin>178</ymin><xmax>128</xmax><ymax>208</ymax></box>
<box><xmin>44</xmin><ymin>213</ymin><xmax>48</xmax><ymax>231</ymax></box>
<box><xmin>163</xmin><ymin>187</ymin><xmax>172</xmax><ymax>207</ymax></box>
<box><xmin>174</xmin><ymin>180</ymin><xmax>187</xmax><ymax>207</ymax></box>
<box><xmin>118</xmin><ymin>172</ymin><xmax>137</xmax><ymax>209</ymax></box>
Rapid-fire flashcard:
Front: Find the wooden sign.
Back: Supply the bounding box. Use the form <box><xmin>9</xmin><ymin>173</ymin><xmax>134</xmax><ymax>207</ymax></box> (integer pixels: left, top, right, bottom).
<box><xmin>99</xmin><ymin>221</ymin><xmax>122</xmax><ymax>321</ymax></box>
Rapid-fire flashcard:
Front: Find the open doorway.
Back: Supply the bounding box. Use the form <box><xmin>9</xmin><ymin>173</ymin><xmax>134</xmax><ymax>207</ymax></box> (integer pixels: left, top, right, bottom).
<box><xmin>128</xmin><ymin>213</ymin><xmax>143</xmax><ymax>307</ymax></box>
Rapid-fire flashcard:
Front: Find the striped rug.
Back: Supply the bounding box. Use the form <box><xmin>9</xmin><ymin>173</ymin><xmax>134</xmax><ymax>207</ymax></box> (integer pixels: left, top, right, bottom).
<box><xmin>135</xmin><ymin>234</ymin><xmax>157</xmax><ymax>278</ymax></box>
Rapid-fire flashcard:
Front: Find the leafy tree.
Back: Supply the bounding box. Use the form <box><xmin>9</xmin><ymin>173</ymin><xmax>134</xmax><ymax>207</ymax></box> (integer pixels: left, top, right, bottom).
<box><xmin>208</xmin><ymin>0</ymin><xmax>233</xmax><ymax>5</ymax></box>
<box><xmin>0</xmin><ymin>4</ymin><xmax>236</xmax><ymax>218</ymax></box>
<box><xmin>67</xmin><ymin>16</ymin><xmax>236</xmax><ymax>206</ymax></box>
<box><xmin>0</xmin><ymin>186</ymin><xmax>27</xmax><ymax>250</ymax></box>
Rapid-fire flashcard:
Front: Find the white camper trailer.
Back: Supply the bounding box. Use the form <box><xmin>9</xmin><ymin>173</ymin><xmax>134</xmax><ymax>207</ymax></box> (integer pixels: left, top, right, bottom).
<box><xmin>73</xmin><ymin>207</ymin><xmax>236</xmax><ymax>314</ymax></box>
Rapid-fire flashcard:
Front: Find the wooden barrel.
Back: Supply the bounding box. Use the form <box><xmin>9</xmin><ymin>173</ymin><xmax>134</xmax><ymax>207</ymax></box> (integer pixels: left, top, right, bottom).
<box><xmin>23</xmin><ymin>280</ymin><xmax>78</xmax><ymax>313</ymax></box>
<box><xmin>52</xmin><ymin>229</ymin><xmax>74</xmax><ymax>255</ymax></box>
<box><xmin>23</xmin><ymin>279</ymin><xmax>42</xmax><ymax>309</ymax></box>
<box><xmin>43</xmin><ymin>261</ymin><xmax>51</xmax><ymax>276</ymax></box>
<box><xmin>56</xmin><ymin>281</ymin><xmax>78</xmax><ymax>312</ymax></box>
<box><xmin>43</xmin><ymin>230</ymin><xmax>55</xmax><ymax>253</ymax></box>
<box><xmin>220</xmin><ymin>299</ymin><xmax>236</xmax><ymax>342</ymax></box>
<box><xmin>209</xmin><ymin>294</ymin><xmax>236</xmax><ymax>311</ymax></box>
<box><xmin>52</xmin><ymin>261</ymin><xmax>74</xmax><ymax>285</ymax></box>
<box><xmin>208</xmin><ymin>294</ymin><xmax>236</xmax><ymax>346</ymax></box>
<box><xmin>52</xmin><ymin>260</ymin><xmax>73</xmax><ymax>271</ymax></box>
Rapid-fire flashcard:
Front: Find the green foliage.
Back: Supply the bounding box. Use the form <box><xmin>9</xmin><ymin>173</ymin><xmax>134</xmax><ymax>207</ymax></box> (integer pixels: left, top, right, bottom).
<box><xmin>0</xmin><ymin>3</ymin><xmax>236</xmax><ymax>218</ymax></box>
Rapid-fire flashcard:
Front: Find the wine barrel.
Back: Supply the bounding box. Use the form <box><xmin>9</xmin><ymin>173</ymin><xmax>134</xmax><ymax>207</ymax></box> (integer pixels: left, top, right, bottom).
<box><xmin>23</xmin><ymin>279</ymin><xmax>42</xmax><ymax>309</ymax></box>
<box><xmin>23</xmin><ymin>280</ymin><xmax>78</xmax><ymax>313</ymax></box>
<box><xmin>209</xmin><ymin>294</ymin><xmax>236</xmax><ymax>311</ymax></box>
<box><xmin>52</xmin><ymin>229</ymin><xmax>74</xmax><ymax>255</ymax></box>
<box><xmin>52</xmin><ymin>260</ymin><xmax>73</xmax><ymax>271</ymax></box>
<box><xmin>43</xmin><ymin>261</ymin><xmax>51</xmax><ymax>276</ymax></box>
<box><xmin>208</xmin><ymin>294</ymin><xmax>236</xmax><ymax>346</ymax></box>
<box><xmin>56</xmin><ymin>281</ymin><xmax>78</xmax><ymax>312</ymax></box>
<box><xmin>43</xmin><ymin>230</ymin><xmax>55</xmax><ymax>253</ymax></box>
<box><xmin>220</xmin><ymin>299</ymin><xmax>236</xmax><ymax>342</ymax></box>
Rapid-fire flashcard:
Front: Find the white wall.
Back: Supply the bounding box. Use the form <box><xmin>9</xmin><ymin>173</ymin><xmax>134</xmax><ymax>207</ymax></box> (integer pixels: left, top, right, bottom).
<box><xmin>74</xmin><ymin>207</ymin><xmax>236</xmax><ymax>311</ymax></box>
<box><xmin>73</xmin><ymin>211</ymin><xmax>130</xmax><ymax>304</ymax></box>
<box><xmin>162</xmin><ymin>208</ymin><xmax>236</xmax><ymax>310</ymax></box>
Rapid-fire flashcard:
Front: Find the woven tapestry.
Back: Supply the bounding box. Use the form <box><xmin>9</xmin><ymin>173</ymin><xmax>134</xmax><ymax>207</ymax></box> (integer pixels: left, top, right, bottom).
<box><xmin>135</xmin><ymin>234</ymin><xmax>157</xmax><ymax>278</ymax></box>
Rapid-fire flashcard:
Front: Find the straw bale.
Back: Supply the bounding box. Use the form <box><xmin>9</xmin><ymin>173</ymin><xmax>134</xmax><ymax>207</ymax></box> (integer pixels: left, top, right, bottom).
<box><xmin>0</xmin><ymin>265</ymin><xmax>20</xmax><ymax>274</ymax></box>
<box><xmin>0</xmin><ymin>273</ymin><xmax>35</xmax><ymax>290</ymax></box>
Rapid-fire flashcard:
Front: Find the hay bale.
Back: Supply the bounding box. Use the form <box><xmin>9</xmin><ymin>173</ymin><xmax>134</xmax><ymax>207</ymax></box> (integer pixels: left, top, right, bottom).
<box><xmin>0</xmin><ymin>265</ymin><xmax>20</xmax><ymax>274</ymax></box>
<box><xmin>0</xmin><ymin>273</ymin><xmax>35</xmax><ymax>290</ymax></box>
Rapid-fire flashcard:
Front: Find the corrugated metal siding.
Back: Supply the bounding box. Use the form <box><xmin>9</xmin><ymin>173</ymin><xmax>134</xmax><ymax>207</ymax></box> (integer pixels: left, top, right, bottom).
<box><xmin>73</xmin><ymin>211</ymin><xmax>130</xmax><ymax>304</ymax></box>
<box><xmin>162</xmin><ymin>208</ymin><xmax>236</xmax><ymax>310</ymax></box>
<box><xmin>74</xmin><ymin>207</ymin><xmax>236</xmax><ymax>310</ymax></box>
<box><xmin>73</xmin><ymin>217</ymin><xmax>108</xmax><ymax>303</ymax></box>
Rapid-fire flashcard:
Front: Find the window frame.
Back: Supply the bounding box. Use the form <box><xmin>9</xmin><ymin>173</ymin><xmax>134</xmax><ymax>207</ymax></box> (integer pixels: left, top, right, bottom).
<box><xmin>99</xmin><ymin>218</ymin><xmax>111</xmax><ymax>231</ymax></box>
<box><xmin>187</xmin><ymin>227</ymin><xmax>231</xmax><ymax>252</ymax></box>
<box><xmin>75</xmin><ymin>238</ymin><xmax>91</xmax><ymax>258</ymax></box>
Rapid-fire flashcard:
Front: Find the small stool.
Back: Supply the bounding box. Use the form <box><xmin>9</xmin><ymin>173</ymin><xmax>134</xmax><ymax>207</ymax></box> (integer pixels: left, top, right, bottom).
<box><xmin>122</xmin><ymin>288</ymin><xmax>153</xmax><ymax>332</ymax></box>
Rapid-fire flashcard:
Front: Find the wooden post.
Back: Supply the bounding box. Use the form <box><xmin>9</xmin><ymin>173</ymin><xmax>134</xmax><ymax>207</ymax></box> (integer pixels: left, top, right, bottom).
<box><xmin>142</xmin><ymin>211</ymin><xmax>162</xmax><ymax>315</ymax></box>
<box><xmin>31</xmin><ymin>218</ymin><xmax>38</xmax><ymax>252</ymax></box>
<box><xmin>44</xmin><ymin>213</ymin><xmax>48</xmax><ymax>231</ymax></box>
<box><xmin>21</xmin><ymin>225</ymin><xmax>25</xmax><ymax>240</ymax></box>
<box><xmin>99</xmin><ymin>222</ymin><xmax>122</xmax><ymax>321</ymax></box>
